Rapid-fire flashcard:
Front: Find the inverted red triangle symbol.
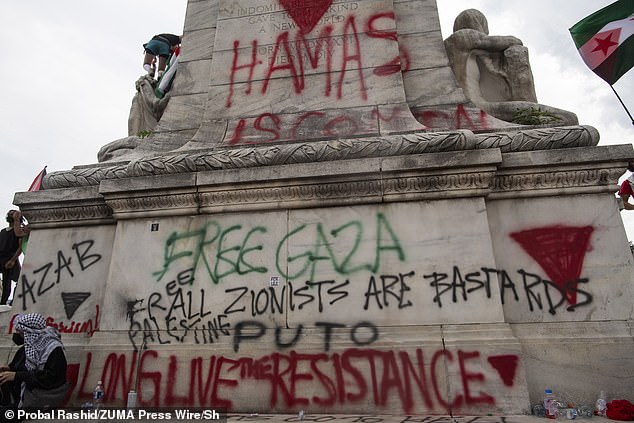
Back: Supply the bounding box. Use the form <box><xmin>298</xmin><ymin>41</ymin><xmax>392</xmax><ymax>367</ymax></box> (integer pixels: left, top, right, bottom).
<box><xmin>278</xmin><ymin>0</ymin><xmax>333</xmax><ymax>34</ymax></box>
<box><xmin>488</xmin><ymin>355</ymin><xmax>519</xmax><ymax>387</ymax></box>
<box><xmin>510</xmin><ymin>225</ymin><xmax>594</xmax><ymax>305</ymax></box>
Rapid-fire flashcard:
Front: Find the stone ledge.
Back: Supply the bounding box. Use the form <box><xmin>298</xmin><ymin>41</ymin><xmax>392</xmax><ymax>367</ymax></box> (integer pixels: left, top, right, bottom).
<box><xmin>41</xmin><ymin>126</ymin><xmax>599</xmax><ymax>190</ymax></box>
<box><xmin>15</xmin><ymin>142</ymin><xmax>630</xmax><ymax>225</ymax></box>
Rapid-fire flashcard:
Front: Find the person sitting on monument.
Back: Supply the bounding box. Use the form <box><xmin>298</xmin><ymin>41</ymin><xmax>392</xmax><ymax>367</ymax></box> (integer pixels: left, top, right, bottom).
<box><xmin>143</xmin><ymin>33</ymin><xmax>181</xmax><ymax>79</ymax></box>
<box><xmin>0</xmin><ymin>313</ymin><xmax>69</xmax><ymax>410</ymax></box>
<box><xmin>444</xmin><ymin>9</ymin><xmax>578</xmax><ymax>125</ymax></box>
<box><xmin>618</xmin><ymin>160</ymin><xmax>634</xmax><ymax>210</ymax></box>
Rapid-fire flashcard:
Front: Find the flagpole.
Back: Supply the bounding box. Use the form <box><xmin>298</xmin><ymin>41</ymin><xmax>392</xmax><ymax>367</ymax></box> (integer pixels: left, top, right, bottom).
<box><xmin>609</xmin><ymin>84</ymin><xmax>634</xmax><ymax>126</ymax></box>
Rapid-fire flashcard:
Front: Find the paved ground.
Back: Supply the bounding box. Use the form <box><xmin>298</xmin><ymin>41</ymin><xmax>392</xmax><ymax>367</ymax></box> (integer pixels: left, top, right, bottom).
<box><xmin>20</xmin><ymin>412</ymin><xmax>623</xmax><ymax>423</ymax></box>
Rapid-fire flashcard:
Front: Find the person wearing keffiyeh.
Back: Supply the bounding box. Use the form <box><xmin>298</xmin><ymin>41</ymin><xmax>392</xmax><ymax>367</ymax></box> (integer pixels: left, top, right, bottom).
<box><xmin>0</xmin><ymin>313</ymin><xmax>67</xmax><ymax>408</ymax></box>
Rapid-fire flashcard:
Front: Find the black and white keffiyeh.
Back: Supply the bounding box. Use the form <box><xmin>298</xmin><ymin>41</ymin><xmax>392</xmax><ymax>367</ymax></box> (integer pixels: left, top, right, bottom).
<box><xmin>14</xmin><ymin>313</ymin><xmax>64</xmax><ymax>371</ymax></box>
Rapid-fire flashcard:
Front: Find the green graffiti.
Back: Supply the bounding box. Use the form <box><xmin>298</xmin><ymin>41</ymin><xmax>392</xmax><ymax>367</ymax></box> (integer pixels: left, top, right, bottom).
<box><xmin>154</xmin><ymin>213</ymin><xmax>405</xmax><ymax>285</ymax></box>
<box><xmin>153</xmin><ymin>221</ymin><xmax>268</xmax><ymax>284</ymax></box>
<box><xmin>276</xmin><ymin>213</ymin><xmax>406</xmax><ymax>281</ymax></box>
<box><xmin>153</xmin><ymin>224</ymin><xmax>215</xmax><ymax>282</ymax></box>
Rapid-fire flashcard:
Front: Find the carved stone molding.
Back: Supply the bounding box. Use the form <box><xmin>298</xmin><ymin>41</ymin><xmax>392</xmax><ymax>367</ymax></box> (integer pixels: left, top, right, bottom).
<box><xmin>491</xmin><ymin>167</ymin><xmax>624</xmax><ymax>198</ymax></box>
<box><xmin>41</xmin><ymin>126</ymin><xmax>600</xmax><ymax>190</ymax></box>
<box><xmin>22</xmin><ymin>204</ymin><xmax>113</xmax><ymax>228</ymax></box>
<box><xmin>199</xmin><ymin>180</ymin><xmax>384</xmax><ymax>212</ymax></box>
<box><xmin>383</xmin><ymin>171</ymin><xmax>495</xmax><ymax>199</ymax></box>
<box><xmin>105</xmin><ymin>193</ymin><xmax>199</xmax><ymax>217</ymax></box>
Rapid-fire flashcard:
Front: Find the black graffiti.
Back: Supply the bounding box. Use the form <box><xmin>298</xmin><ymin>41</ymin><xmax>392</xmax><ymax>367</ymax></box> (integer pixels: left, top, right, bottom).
<box><xmin>60</xmin><ymin>292</ymin><xmax>91</xmax><ymax>319</ymax></box>
<box><xmin>363</xmin><ymin>271</ymin><xmax>414</xmax><ymax>310</ymax></box>
<box><xmin>128</xmin><ymin>268</ymin><xmax>232</xmax><ymax>349</ymax></box>
<box><xmin>73</xmin><ymin>240</ymin><xmax>102</xmax><ymax>270</ymax></box>
<box><xmin>518</xmin><ymin>271</ymin><xmax>592</xmax><ymax>313</ymax></box>
<box><xmin>426</xmin><ymin>266</ymin><xmax>593</xmax><ymax>314</ymax></box>
<box><xmin>128</xmin><ymin>293</ymin><xmax>231</xmax><ymax>350</ymax></box>
<box><xmin>426</xmin><ymin>266</ymin><xmax>494</xmax><ymax>308</ymax></box>
<box><xmin>126</xmin><ymin>299</ymin><xmax>144</xmax><ymax>322</ymax></box>
<box><xmin>16</xmin><ymin>240</ymin><xmax>102</xmax><ymax>310</ymax></box>
<box><xmin>233</xmin><ymin>320</ymin><xmax>380</xmax><ymax>352</ymax></box>
<box><xmin>224</xmin><ymin>279</ymin><xmax>350</xmax><ymax>316</ymax></box>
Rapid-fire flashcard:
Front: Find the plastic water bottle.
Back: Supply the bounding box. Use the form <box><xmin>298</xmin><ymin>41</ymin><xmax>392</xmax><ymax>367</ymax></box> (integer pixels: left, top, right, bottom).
<box><xmin>93</xmin><ymin>380</ymin><xmax>105</xmax><ymax>409</ymax></box>
<box><xmin>127</xmin><ymin>390</ymin><xmax>137</xmax><ymax>409</ymax></box>
<box><xmin>533</xmin><ymin>403</ymin><xmax>546</xmax><ymax>417</ymax></box>
<box><xmin>564</xmin><ymin>406</ymin><xmax>578</xmax><ymax>420</ymax></box>
<box><xmin>544</xmin><ymin>389</ymin><xmax>558</xmax><ymax>419</ymax></box>
<box><xmin>595</xmin><ymin>391</ymin><xmax>607</xmax><ymax>417</ymax></box>
<box><xmin>578</xmin><ymin>405</ymin><xmax>593</xmax><ymax>418</ymax></box>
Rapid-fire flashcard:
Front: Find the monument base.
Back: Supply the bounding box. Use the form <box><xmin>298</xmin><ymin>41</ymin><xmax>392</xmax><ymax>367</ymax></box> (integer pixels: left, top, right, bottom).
<box><xmin>4</xmin><ymin>142</ymin><xmax>634</xmax><ymax>413</ymax></box>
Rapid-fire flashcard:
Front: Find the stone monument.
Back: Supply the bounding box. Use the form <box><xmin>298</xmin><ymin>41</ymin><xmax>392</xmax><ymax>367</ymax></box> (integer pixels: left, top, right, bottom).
<box><xmin>4</xmin><ymin>0</ymin><xmax>633</xmax><ymax>415</ymax></box>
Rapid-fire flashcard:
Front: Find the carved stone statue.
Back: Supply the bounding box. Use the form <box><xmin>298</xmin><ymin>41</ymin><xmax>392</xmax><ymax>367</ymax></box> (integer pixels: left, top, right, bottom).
<box><xmin>444</xmin><ymin>9</ymin><xmax>578</xmax><ymax>125</ymax></box>
<box><xmin>97</xmin><ymin>75</ymin><xmax>170</xmax><ymax>162</ymax></box>
<box><xmin>128</xmin><ymin>75</ymin><xmax>170</xmax><ymax>136</ymax></box>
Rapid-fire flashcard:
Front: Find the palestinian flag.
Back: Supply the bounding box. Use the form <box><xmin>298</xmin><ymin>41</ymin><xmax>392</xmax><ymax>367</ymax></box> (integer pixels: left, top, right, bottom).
<box><xmin>28</xmin><ymin>166</ymin><xmax>47</xmax><ymax>191</ymax></box>
<box><xmin>570</xmin><ymin>0</ymin><xmax>634</xmax><ymax>84</ymax></box>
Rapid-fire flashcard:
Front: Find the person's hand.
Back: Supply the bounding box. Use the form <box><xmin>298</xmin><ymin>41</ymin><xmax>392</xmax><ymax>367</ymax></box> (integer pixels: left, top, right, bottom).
<box><xmin>0</xmin><ymin>366</ymin><xmax>9</xmax><ymax>372</ymax></box>
<box><xmin>0</xmin><ymin>371</ymin><xmax>16</xmax><ymax>385</ymax></box>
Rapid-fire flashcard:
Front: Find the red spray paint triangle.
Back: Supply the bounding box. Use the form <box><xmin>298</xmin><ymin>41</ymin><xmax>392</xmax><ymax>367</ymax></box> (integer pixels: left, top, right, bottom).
<box><xmin>487</xmin><ymin>355</ymin><xmax>518</xmax><ymax>387</ymax></box>
<box><xmin>278</xmin><ymin>0</ymin><xmax>333</xmax><ymax>34</ymax></box>
<box><xmin>510</xmin><ymin>225</ymin><xmax>594</xmax><ymax>305</ymax></box>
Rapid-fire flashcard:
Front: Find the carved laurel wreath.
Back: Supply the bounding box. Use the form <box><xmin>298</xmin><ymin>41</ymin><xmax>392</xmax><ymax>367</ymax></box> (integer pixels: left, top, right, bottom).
<box><xmin>44</xmin><ymin>126</ymin><xmax>598</xmax><ymax>189</ymax></box>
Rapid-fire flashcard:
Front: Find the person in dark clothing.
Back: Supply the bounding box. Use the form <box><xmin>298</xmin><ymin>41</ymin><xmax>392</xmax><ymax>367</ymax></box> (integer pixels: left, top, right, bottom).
<box><xmin>143</xmin><ymin>33</ymin><xmax>181</xmax><ymax>78</ymax></box>
<box><xmin>0</xmin><ymin>313</ymin><xmax>68</xmax><ymax>409</ymax></box>
<box><xmin>0</xmin><ymin>211</ymin><xmax>25</xmax><ymax>305</ymax></box>
<box><xmin>0</xmin><ymin>332</ymin><xmax>25</xmax><ymax>407</ymax></box>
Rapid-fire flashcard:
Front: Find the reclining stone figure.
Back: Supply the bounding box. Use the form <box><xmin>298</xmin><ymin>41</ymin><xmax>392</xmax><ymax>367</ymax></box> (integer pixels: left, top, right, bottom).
<box><xmin>444</xmin><ymin>9</ymin><xmax>578</xmax><ymax>125</ymax></box>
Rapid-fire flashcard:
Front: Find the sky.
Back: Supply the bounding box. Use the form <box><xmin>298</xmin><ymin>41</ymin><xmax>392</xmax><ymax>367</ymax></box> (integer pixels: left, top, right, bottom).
<box><xmin>0</xmin><ymin>1</ymin><xmax>633</xmax><ymax>237</ymax></box>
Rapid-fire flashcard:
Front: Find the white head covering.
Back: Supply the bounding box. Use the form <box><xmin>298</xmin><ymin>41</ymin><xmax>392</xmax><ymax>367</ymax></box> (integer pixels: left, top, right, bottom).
<box><xmin>14</xmin><ymin>313</ymin><xmax>64</xmax><ymax>371</ymax></box>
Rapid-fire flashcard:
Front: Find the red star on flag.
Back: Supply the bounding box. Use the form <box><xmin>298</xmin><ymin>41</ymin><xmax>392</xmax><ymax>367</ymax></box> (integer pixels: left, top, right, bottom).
<box><xmin>592</xmin><ymin>32</ymin><xmax>619</xmax><ymax>56</ymax></box>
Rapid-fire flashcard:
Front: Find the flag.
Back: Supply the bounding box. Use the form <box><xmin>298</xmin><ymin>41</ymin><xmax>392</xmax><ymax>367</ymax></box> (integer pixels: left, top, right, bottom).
<box><xmin>28</xmin><ymin>166</ymin><xmax>47</xmax><ymax>192</ymax></box>
<box><xmin>155</xmin><ymin>47</ymin><xmax>180</xmax><ymax>99</ymax></box>
<box><xmin>570</xmin><ymin>0</ymin><xmax>634</xmax><ymax>84</ymax></box>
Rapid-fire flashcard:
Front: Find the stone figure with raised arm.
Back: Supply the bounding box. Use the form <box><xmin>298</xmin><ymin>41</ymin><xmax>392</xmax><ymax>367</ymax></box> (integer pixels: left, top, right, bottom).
<box><xmin>444</xmin><ymin>9</ymin><xmax>578</xmax><ymax>125</ymax></box>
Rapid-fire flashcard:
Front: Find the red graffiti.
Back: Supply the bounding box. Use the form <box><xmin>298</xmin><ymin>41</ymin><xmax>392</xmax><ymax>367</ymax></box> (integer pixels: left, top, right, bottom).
<box><xmin>227</xmin><ymin>111</ymin><xmax>365</xmax><ymax>145</ymax></box>
<box><xmin>279</xmin><ymin>0</ymin><xmax>333</xmax><ymax>34</ymax></box>
<box><xmin>415</xmin><ymin>104</ymin><xmax>491</xmax><ymax>130</ymax></box>
<box><xmin>371</xmin><ymin>106</ymin><xmax>421</xmax><ymax>126</ymax></box>
<box><xmin>62</xmin><ymin>363</ymin><xmax>80</xmax><ymax>406</ymax></box>
<box><xmin>70</xmin><ymin>348</ymin><xmax>518</xmax><ymax>413</ymax></box>
<box><xmin>8</xmin><ymin>305</ymin><xmax>100</xmax><ymax>336</ymax></box>
<box><xmin>510</xmin><ymin>225</ymin><xmax>594</xmax><ymax>305</ymax></box>
<box><xmin>226</xmin><ymin>104</ymin><xmax>424</xmax><ymax>145</ymax></box>
<box><xmin>227</xmin><ymin>40</ymin><xmax>260</xmax><ymax>108</ymax></box>
<box><xmin>487</xmin><ymin>355</ymin><xmax>519</xmax><ymax>387</ymax></box>
<box><xmin>226</xmin><ymin>11</ymin><xmax>404</xmax><ymax>108</ymax></box>
<box><xmin>366</xmin><ymin>12</ymin><xmax>410</xmax><ymax>75</ymax></box>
